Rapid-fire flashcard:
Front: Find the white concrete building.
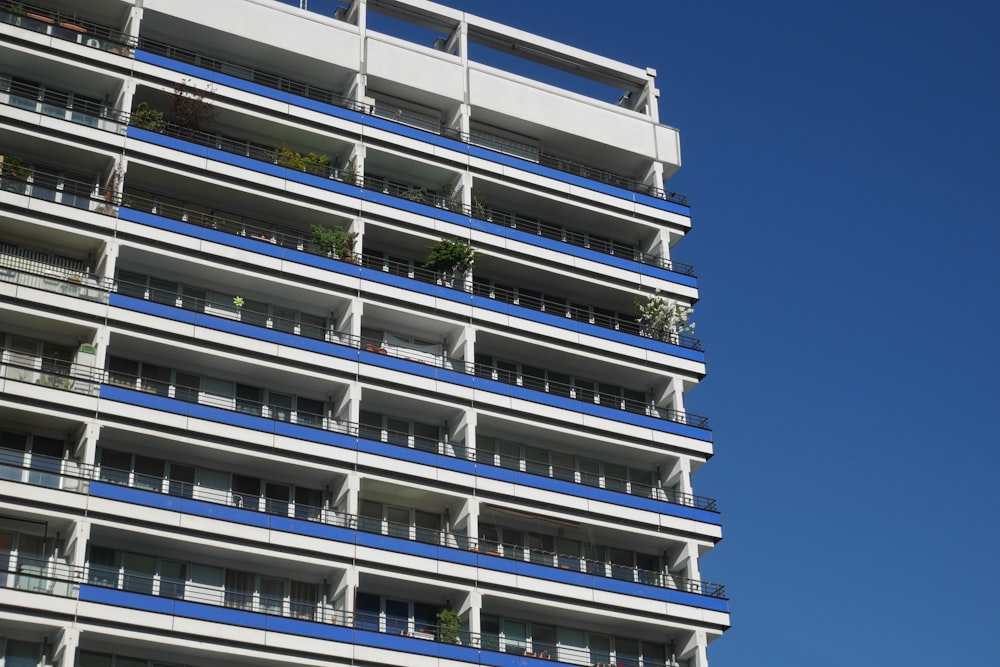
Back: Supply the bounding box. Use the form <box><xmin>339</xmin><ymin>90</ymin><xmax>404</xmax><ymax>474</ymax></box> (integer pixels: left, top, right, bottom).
<box><xmin>0</xmin><ymin>1</ymin><xmax>729</xmax><ymax>666</ymax></box>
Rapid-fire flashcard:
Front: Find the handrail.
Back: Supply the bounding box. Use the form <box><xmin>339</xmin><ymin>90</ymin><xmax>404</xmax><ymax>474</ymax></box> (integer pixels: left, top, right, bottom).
<box><xmin>0</xmin><ymin>1</ymin><xmax>134</xmax><ymax>54</ymax></box>
<box><xmin>115</xmin><ymin>187</ymin><xmax>701</xmax><ymax>349</ymax></box>
<box><xmin>102</xmin><ymin>287</ymin><xmax>708</xmax><ymax>428</ymax></box>
<box><xmin>0</xmin><ymin>74</ymin><xmax>129</xmax><ymax>134</ymax></box>
<box><xmin>0</xmin><ymin>453</ymin><xmax>723</xmax><ymax>596</ymax></box>
<box><xmin>3</xmin><ymin>0</ymin><xmax>687</xmax><ymax>204</ymax></box>
<box><xmin>0</xmin><ymin>338</ymin><xmax>714</xmax><ymax>502</ymax></box>
<box><xmin>127</xmin><ymin>37</ymin><xmax>685</xmax><ymax>203</ymax></box>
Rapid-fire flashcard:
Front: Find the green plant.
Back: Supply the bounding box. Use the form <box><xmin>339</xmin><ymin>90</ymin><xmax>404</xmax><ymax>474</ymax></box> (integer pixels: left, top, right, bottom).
<box><xmin>9</xmin><ymin>3</ymin><xmax>25</xmax><ymax>15</ymax></box>
<box><xmin>0</xmin><ymin>154</ymin><xmax>27</xmax><ymax>180</ymax></box>
<box><xmin>424</xmin><ymin>237</ymin><xmax>478</xmax><ymax>275</ymax></box>
<box><xmin>277</xmin><ymin>147</ymin><xmax>330</xmax><ymax>175</ymax></box>
<box><xmin>131</xmin><ymin>102</ymin><xmax>166</xmax><ymax>132</ymax></box>
<box><xmin>400</xmin><ymin>186</ymin><xmax>427</xmax><ymax>203</ymax></box>
<box><xmin>341</xmin><ymin>158</ymin><xmax>358</xmax><ymax>184</ymax></box>
<box><xmin>436</xmin><ymin>608</ymin><xmax>462</xmax><ymax>644</ymax></box>
<box><xmin>635</xmin><ymin>289</ymin><xmax>694</xmax><ymax>341</ymax></box>
<box><xmin>311</xmin><ymin>224</ymin><xmax>357</xmax><ymax>259</ymax></box>
<box><xmin>233</xmin><ymin>296</ymin><xmax>245</xmax><ymax>308</ymax></box>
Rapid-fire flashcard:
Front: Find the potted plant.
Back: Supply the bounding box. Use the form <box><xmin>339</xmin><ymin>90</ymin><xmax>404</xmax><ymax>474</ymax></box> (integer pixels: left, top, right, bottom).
<box><xmin>276</xmin><ymin>147</ymin><xmax>330</xmax><ymax>176</ymax></box>
<box><xmin>131</xmin><ymin>102</ymin><xmax>166</xmax><ymax>132</ymax></box>
<box><xmin>424</xmin><ymin>237</ymin><xmax>478</xmax><ymax>281</ymax></box>
<box><xmin>634</xmin><ymin>289</ymin><xmax>694</xmax><ymax>342</ymax></box>
<box><xmin>436</xmin><ymin>608</ymin><xmax>462</xmax><ymax>645</ymax></box>
<box><xmin>0</xmin><ymin>155</ymin><xmax>29</xmax><ymax>194</ymax></box>
<box><xmin>311</xmin><ymin>224</ymin><xmax>357</xmax><ymax>261</ymax></box>
<box><xmin>400</xmin><ymin>185</ymin><xmax>427</xmax><ymax>203</ymax></box>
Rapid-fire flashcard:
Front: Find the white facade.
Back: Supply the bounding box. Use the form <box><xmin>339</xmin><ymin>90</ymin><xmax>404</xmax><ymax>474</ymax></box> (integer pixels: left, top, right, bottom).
<box><xmin>0</xmin><ymin>1</ymin><xmax>728</xmax><ymax>666</ymax></box>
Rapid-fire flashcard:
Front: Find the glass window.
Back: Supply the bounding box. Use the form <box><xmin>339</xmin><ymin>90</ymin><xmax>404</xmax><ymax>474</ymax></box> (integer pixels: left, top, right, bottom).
<box><xmin>174</xmin><ymin>372</ymin><xmax>200</xmax><ymax>404</ymax></box>
<box><xmin>108</xmin><ymin>357</ymin><xmax>138</xmax><ymax>387</ymax></box>
<box><xmin>503</xmin><ymin>619</ymin><xmax>527</xmax><ymax>654</ymax></box>
<box><xmin>385</xmin><ymin>598</ymin><xmax>409</xmax><ymax>634</ymax></box>
<box><xmin>98</xmin><ymin>449</ymin><xmax>131</xmax><ymax>485</ymax></box>
<box><xmin>589</xmin><ymin>634</ymin><xmax>611</xmax><ymax>666</ymax></box>
<box><xmin>294</xmin><ymin>487</ymin><xmax>322</xmax><ymax>520</ymax></box>
<box><xmin>0</xmin><ymin>432</ymin><xmax>27</xmax><ymax>481</ymax></box>
<box><xmin>134</xmin><ymin>455</ymin><xmax>164</xmax><ymax>492</ymax></box>
<box><xmin>480</xmin><ymin>614</ymin><xmax>500</xmax><ymax>651</ymax></box>
<box><xmin>5</xmin><ymin>639</ymin><xmax>42</xmax><ymax>667</ymax></box>
<box><xmin>168</xmin><ymin>464</ymin><xmax>195</xmax><ymax>498</ymax></box>
<box><xmin>290</xmin><ymin>580</ymin><xmax>317</xmax><ymax>620</ymax></box>
<box><xmin>259</xmin><ymin>576</ymin><xmax>284</xmax><ymax>615</ymax></box>
<box><xmin>235</xmin><ymin>384</ymin><xmax>262</xmax><ymax>415</ymax></box>
<box><xmin>224</xmin><ymin>569</ymin><xmax>254</xmax><ymax>610</ymax></box>
<box><xmin>78</xmin><ymin>651</ymin><xmax>113</xmax><ymax>667</ymax></box>
<box><xmin>123</xmin><ymin>552</ymin><xmax>156</xmax><ymax>595</ymax></box>
<box><xmin>88</xmin><ymin>545</ymin><xmax>119</xmax><ymax>586</ymax></box>
<box><xmin>160</xmin><ymin>559</ymin><xmax>186</xmax><ymax>599</ymax></box>
<box><xmin>295</xmin><ymin>396</ymin><xmax>324</xmax><ymax>426</ymax></box>
<box><xmin>233</xmin><ymin>475</ymin><xmax>261</xmax><ymax>510</ymax></box>
<box><xmin>414</xmin><ymin>510</ymin><xmax>439</xmax><ymax>544</ymax></box>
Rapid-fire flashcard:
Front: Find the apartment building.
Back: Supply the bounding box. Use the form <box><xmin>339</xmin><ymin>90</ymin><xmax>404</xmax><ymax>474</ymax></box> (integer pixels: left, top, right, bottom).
<box><xmin>0</xmin><ymin>1</ymin><xmax>729</xmax><ymax>666</ymax></box>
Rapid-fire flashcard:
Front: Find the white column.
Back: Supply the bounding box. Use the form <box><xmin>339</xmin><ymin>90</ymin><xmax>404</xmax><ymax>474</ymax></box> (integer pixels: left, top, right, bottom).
<box><xmin>679</xmin><ymin>631</ymin><xmax>709</xmax><ymax>667</ymax></box>
<box><xmin>458</xmin><ymin>589</ymin><xmax>482</xmax><ymax>642</ymax></box>
<box><xmin>52</xmin><ymin>627</ymin><xmax>81</xmax><ymax>667</ymax></box>
<box><xmin>661</xmin><ymin>456</ymin><xmax>693</xmax><ymax>497</ymax></box>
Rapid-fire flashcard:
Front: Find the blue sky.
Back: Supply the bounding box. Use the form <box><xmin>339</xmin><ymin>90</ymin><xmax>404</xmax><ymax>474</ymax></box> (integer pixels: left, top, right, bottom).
<box><xmin>450</xmin><ymin>1</ymin><xmax>1000</xmax><ymax>664</ymax></box>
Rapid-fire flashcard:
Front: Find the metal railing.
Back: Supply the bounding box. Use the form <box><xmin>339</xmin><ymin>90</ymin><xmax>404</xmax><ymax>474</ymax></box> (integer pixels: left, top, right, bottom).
<box><xmin>0</xmin><ymin>75</ymin><xmax>128</xmax><ymax>133</ymax></box>
<box><xmin>0</xmin><ymin>166</ymin><xmax>118</xmax><ymax>216</ymax></box>
<box><xmin>0</xmin><ymin>337</ymin><xmax>714</xmax><ymax>507</ymax></box>
<box><xmin>0</xmin><ymin>1</ymin><xmax>134</xmax><ymax>55</ymax></box>
<box><xmin>137</xmin><ymin>36</ymin><xmax>364</xmax><ymax>113</ymax></box>
<box><xmin>0</xmin><ymin>452</ymin><xmax>721</xmax><ymax>597</ymax></box>
<box><xmin>126</xmin><ymin>36</ymin><xmax>685</xmax><ymax>203</ymax></box>
<box><xmin>124</xmin><ymin>115</ymin><xmax>693</xmax><ymax>274</ymax></box>
<box><xmin>105</xmin><ymin>283</ymin><xmax>708</xmax><ymax>428</ymax></box>
<box><xmin>2</xmin><ymin>0</ymin><xmax>687</xmax><ymax>204</ymax></box>
<box><xmin>0</xmin><ymin>230</ymin><xmax>708</xmax><ymax>430</ymax></box>
<box><xmin>115</xmin><ymin>186</ymin><xmax>700</xmax><ymax>349</ymax></box>
<box><xmin>0</xmin><ymin>250</ymin><xmax>112</xmax><ymax>303</ymax></box>
<box><xmin>0</xmin><ymin>548</ymin><xmax>682</xmax><ymax>667</ymax></box>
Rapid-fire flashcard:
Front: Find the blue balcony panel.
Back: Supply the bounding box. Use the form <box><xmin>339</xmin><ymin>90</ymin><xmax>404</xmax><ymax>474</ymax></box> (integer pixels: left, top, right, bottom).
<box><xmin>667</xmin><ymin>589</ymin><xmax>730</xmax><ymax>613</ymax></box>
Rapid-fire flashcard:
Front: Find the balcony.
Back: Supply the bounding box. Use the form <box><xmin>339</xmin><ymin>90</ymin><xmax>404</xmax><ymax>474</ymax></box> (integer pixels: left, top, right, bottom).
<box><xmin>130</xmin><ymin>35</ymin><xmax>685</xmax><ymax>204</ymax></box>
<box><xmin>0</xmin><ymin>71</ymin><xmax>127</xmax><ymax>134</ymax></box>
<box><xmin>109</xmin><ymin>190</ymin><xmax>699</xmax><ymax>354</ymax></box>
<box><xmin>0</xmin><ymin>1</ymin><xmax>133</xmax><ymax>57</ymax></box>
<box><xmin>101</xmin><ymin>297</ymin><xmax>707</xmax><ymax>433</ymax></box>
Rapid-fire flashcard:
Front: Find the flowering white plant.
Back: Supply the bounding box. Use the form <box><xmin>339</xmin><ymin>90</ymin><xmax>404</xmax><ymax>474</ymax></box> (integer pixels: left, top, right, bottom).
<box><xmin>635</xmin><ymin>290</ymin><xmax>695</xmax><ymax>341</ymax></box>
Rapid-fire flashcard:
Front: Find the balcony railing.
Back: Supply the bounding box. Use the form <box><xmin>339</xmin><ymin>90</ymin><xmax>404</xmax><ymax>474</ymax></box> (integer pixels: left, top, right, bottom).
<box><xmin>0</xmin><ymin>249</ymin><xmax>111</xmax><ymax>303</ymax></box>
<box><xmin>0</xmin><ymin>1</ymin><xmax>134</xmax><ymax>55</ymax></box>
<box><xmin>0</xmin><ymin>348</ymin><xmax>103</xmax><ymax>395</ymax></box>
<box><xmin>115</xmin><ymin>187</ymin><xmax>700</xmax><ymax>349</ymax></box>
<box><xmin>0</xmin><ymin>75</ymin><xmax>128</xmax><ymax>133</ymax></box>
<box><xmin>0</xmin><ymin>166</ymin><xmax>118</xmax><ymax>216</ymax></box>
<box><xmin>105</xmin><ymin>283</ymin><xmax>708</xmax><ymax>428</ymax></box>
<box><xmin>129</xmin><ymin>36</ymin><xmax>685</xmax><ymax>203</ymax></box>
<box><xmin>0</xmin><ymin>452</ymin><xmax>724</xmax><ymax>600</ymax></box>
<box><xmin>0</xmin><ymin>243</ymin><xmax>708</xmax><ymax>430</ymax></box>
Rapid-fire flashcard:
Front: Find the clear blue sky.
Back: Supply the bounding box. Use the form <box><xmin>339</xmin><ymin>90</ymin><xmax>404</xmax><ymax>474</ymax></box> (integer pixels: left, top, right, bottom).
<box><xmin>451</xmin><ymin>1</ymin><xmax>1000</xmax><ymax>664</ymax></box>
